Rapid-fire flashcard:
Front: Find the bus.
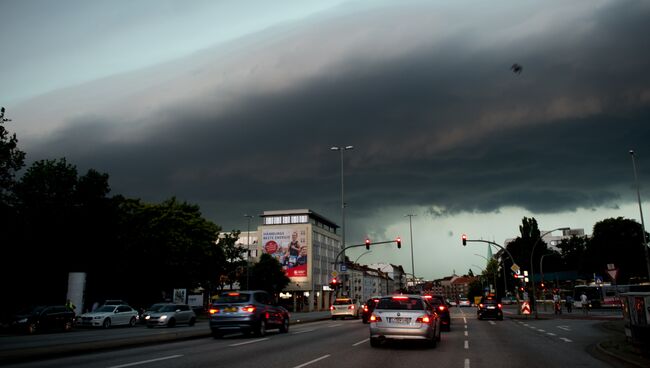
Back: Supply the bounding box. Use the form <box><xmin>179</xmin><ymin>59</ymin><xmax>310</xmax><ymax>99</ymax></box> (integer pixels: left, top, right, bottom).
<box><xmin>573</xmin><ymin>284</ymin><xmax>650</xmax><ymax>308</ymax></box>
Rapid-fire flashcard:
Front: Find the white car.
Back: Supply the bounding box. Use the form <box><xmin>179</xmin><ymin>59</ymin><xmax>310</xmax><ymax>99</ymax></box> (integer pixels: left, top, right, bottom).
<box><xmin>76</xmin><ymin>304</ymin><xmax>139</xmax><ymax>328</ymax></box>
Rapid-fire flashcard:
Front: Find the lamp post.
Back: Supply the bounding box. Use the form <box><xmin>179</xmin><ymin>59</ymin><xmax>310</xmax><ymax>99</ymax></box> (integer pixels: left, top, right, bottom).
<box><xmin>630</xmin><ymin>150</ymin><xmax>650</xmax><ymax>281</ymax></box>
<box><xmin>354</xmin><ymin>250</ymin><xmax>372</xmax><ymax>264</ymax></box>
<box><xmin>530</xmin><ymin>227</ymin><xmax>570</xmax><ymax>318</ymax></box>
<box><xmin>474</xmin><ymin>253</ymin><xmax>497</xmax><ymax>295</ymax></box>
<box><xmin>244</xmin><ymin>214</ymin><xmax>254</xmax><ymax>290</ymax></box>
<box><xmin>539</xmin><ymin>252</ymin><xmax>558</xmax><ymax>312</ymax></box>
<box><xmin>406</xmin><ymin>214</ymin><xmax>416</xmax><ymax>282</ymax></box>
<box><xmin>330</xmin><ymin>146</ymin><xmax>354</xmax><ymax>260</ymax></box>
<box><xmin>471</xmin><ymin>265</ymin><xmax>487</xmax><ymax>291</ymax></box>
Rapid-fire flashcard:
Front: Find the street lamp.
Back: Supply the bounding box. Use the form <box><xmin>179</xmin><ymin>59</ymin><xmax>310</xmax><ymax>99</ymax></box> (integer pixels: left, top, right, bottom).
<box><xmin>354</xmin><ymin>250</ymin><xmax>372</xmax><ymax>264</ymax></box>
<box><xmin>630</xmin><ymin>150</ymin><xmax>650</xmax><ymax>281</ymax></box>
<box><xmin>244</xmin><ymin>214</ymin><xmax>254</xmax><ymax>290</ymax></box>
<box><xmin>474</xmin><ymin>253</ymin><xmax>497</xmax><ymax>295</ymax></box>
<box><xmin>406</xmin><ymin>214</ymin><xmax>416</xmax><ymax>280</ymax></box>
<box><xmin>530</xmin><ymin>227</ymin><xmax>570</xmax><ymax>318</ymax></box>
<box><xmin>471</xmin><ymin>265</ymin><xmax>487</xmax><ymax>291</ymax></box>
<box><xmin>330</xmin><ymin>146</ymin><xmax>354</xmax><ymax>260</ymax></box>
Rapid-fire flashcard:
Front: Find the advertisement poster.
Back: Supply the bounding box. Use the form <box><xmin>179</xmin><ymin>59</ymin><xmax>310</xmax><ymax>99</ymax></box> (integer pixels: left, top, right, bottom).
<box><xmin>262</xmin><ymin>227</ymin><xmax>309</xmax><ymax>281</ymax></box>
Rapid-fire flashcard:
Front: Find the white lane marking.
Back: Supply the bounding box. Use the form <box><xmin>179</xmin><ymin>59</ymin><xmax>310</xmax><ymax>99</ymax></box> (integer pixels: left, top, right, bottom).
<box><xmin>557</xmin><ymin>325</ymin><xmax>571</xmax><ymax>331</ymax></box>
<box><xmin>464</xmin><ymin>331</ymin><xmax>468</xmax><ymax>336</ymax></box>
<box><xmin>464</xmin><ymin>358</ymin><xmax>470</xmax><ymax>368</ymax></box>
<box><xmin>464</xmin><ymin>340</ymin><xmax>469</xmax><ymax>349</ymax></box>
<box><xmin>464</xmin><ymin>325</ymin><xmax>468</xmax><ymax>329</ymax></box>
<box><xmin>353</xmin><ymin>338</ymin><xmax>369</xmax><ymax>346</ymax></box>
<box><xmin>489</xmin><ymin>321</ymin><xmax>496</xmax><ymax>325</ymax></box>
<box><xmin>463</xmin><ymin>317</ymin><xmax>467</xmax><ymax>324</ymax></box>
<box><xmin>328</xmin><ymin>324</ymin><xmax>342</xmax><ymax>328</ymax></box>
<box><xmin>537</xmin><ymin>329</ymin><xmax>546</xmax><ymax>333</ymax></box>
<box><xmin>522</xmin><ymin>323</ymin><xmax>530</xmax><ymax>327</ymax></box>
<box><xmin>292</xmin><ymin>354</ymin><xmax>331</xmax><ymax>368</ymax></box>
<box><xmin>108</xmin><ymin>355</ymin><xmax>183</xmax><ymax>368</ymax></box>
<box><xmin>229</xmin><ymin>338</ymin><xmax>269</xmax><ymax>347</ymax></box>
<box><xmin>547</xmin><ymin>332</ymin><xmax>556</xmax><ymax>336</ymax></box>
<box><xmin>291</xmin><ymin>329</ymin><xmax>315</xmax><ymax>335</ymax></box>
<box><xmin>560</xmin><ymin>337</ymin><xmax>573</xmax><ymax>343</ymax></box>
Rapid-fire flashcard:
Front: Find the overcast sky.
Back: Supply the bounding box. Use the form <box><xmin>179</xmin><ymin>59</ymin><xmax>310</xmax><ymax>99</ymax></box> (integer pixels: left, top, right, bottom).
<box><xmin>2</xmin><ymin>0</ymin><xmax>649</xmax><ymax>280</ymax></box>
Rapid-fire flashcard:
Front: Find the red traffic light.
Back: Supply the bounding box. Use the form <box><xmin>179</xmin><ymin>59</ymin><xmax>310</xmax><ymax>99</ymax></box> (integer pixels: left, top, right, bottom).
<box><xmin>396</xmin><ymin>237</ymin><xmax>401</xmax><ymax>249</ymax></box>
<box><xmin>365</xmin><ymin>238</ymin><xmax>371</xmax><ymax>250</ymax></box>
<box><xmin>462</xmin><ymin>234</ymin><xmax>467</xmax><ymax>246</ymax></box>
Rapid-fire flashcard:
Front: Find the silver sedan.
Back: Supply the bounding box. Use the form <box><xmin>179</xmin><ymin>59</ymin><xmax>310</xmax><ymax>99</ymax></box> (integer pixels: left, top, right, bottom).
<box><xmin>369</xmin><ymin>295</ymin><xmax>441</xmax><ymax>348</ymax></box>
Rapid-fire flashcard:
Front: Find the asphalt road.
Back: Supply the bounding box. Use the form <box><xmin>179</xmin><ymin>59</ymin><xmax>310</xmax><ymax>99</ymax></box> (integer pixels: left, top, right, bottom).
<box><xmin>1</xmin><ymin>307</ymin><xmax>619</xmax><ymax>368</ymax></box>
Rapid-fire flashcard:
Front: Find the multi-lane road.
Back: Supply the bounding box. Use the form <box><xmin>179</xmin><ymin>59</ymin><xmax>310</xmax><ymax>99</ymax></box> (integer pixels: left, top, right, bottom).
<box><xmin>0</xmin><ymin>306</ymin><xmax>620</xmax><ymax>368</ymax></box>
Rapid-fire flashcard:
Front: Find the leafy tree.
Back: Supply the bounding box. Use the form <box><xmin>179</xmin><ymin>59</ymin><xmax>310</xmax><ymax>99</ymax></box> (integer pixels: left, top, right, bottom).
<box><xmin>250</xmin><ymin>253</ymin><xmax>290</xmax><ymax>297</ymax></box>
<box><xmin>556</xmin><ymin>235</ymin><xmax>588</xmax><ymax>273</ymax></box>
<box><xmin>468</xmin><ymin>269</ymin><xmax>474</xmax><ymax>277</ymax></box>
<box><xmin>217</xmin><ymin>231</ymin><xmax>247</xmax><ymax>290</ymax></box>
<box><xmin>586</xmin><ymin>217</ymin><xmax>649</xmax><ymax>283</ymax></box>
<box><xmin>0</xmin><ymin>107</ymin><xmax>26</xmax><ymax>204</ymax></box>
<box><xmin>467</xmin><ymin>278</ymin><xmax>483</xmax><ymax>301</ymax></box>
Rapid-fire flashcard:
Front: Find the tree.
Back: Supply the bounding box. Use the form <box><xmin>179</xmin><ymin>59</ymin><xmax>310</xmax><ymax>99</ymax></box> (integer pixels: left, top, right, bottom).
<box><xmin>217</xmin><ymin>231</ymin><xmax>247</xmax><ymax>290</ymax></box>
<box><xmin>0</xmin><ymin>107</ymin><xmax>26</xmax><ymax>204</ymax></box>
<box><xmin>250</xmin><ymin>253</ymin><xmax>290</xmax><ymax>297</ymax></box>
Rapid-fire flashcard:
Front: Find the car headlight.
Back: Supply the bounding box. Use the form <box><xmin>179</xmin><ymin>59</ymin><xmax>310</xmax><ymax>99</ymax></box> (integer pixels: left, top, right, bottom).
<box><xmin>144</xmin><ymin>315</ymin><xmax>150</xmax><ymax>320</ymax></box>
<box><xmin>17</xmin><ymin>318</ymin><xmax>28</xmax><ymax>323</ymax></box>
<box><xmin>159</xmin><ymin>315</ymin><xmax>168</xmax><ymax>320</ymax></box>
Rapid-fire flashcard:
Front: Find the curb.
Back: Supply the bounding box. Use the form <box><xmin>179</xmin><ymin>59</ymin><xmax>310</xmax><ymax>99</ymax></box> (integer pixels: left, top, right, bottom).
<box><xmin>595</xmin><ymin>342</ymin><xmax>648</xmax><ymax>368</ymax></box>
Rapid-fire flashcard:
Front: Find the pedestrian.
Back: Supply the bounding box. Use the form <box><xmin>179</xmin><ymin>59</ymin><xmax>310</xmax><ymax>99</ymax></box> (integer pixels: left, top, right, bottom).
<box><xmin>580</xmin><ymin>291</ymin><xmax>589</xmax><ymax>315</ymax></box>
<box><xmin>553</xmin><ymin>292</ymin><xmax>562</xmax><ymax>314</ymax></box>
<box><xmin>65</xmin><ymin>299</ymin><xmax>77</xmax><ymax>315</ymax></box>
<box><xmin>565</xmin><ymin>295</ymin><xmax>573</xmax><ymax>313</ymax></box>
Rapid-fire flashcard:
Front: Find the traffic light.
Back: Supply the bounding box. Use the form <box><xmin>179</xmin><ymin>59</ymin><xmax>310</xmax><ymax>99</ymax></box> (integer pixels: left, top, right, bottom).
<box><xmin>462</xmin><ymin>234</ymin><xmax>467</xmax><ymax>246</ymax></box>
<box><xmin>329</xmin><ymin>278</ymin><xmax>339</xmax><ymax>289</ymax></box>
<box><xmin>365</xmin><ymin>238</ymin><xmax>371</xmax><ymax>250</ymax></box>
<box><xmin>396</xmin><ymin>237</ymin><xmax>401</xmax><ymax>249</ymax></box>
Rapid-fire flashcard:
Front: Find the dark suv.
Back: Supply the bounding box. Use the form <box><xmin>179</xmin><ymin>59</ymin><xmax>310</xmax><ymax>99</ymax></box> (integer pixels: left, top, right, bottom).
<box><xmin>11</xmin><ymin>305</ymin><xmax>75</xmax><ymax>334</ymax></box>
<box><xmin>209</xmin><ymin>291</ymin><xmax>290</xmax><ymax>338</ymax></box>
<box><xmin>477</xmin><ymin>295</ymin><xmax>503</xmax><ymax>320</ymax></box>
<box><xmin>423</xmin><ymin>295</ymin><xmax>451</xmax><ymax>331</ymax></box>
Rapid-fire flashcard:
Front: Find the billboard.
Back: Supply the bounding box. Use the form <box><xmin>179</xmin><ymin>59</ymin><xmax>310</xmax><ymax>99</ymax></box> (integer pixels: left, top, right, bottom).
<box><xmin>262</xmin><ymin>226</ymin><xmax>309</xmax><ymax>282</ymax></box>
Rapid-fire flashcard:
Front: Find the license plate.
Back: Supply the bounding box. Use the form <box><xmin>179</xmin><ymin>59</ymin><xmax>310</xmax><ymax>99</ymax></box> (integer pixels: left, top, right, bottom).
<box><xmin>390</xmin><ymin>317</ymin><xmax>410</xmax><ymax>324</ymax></box>
<box><xmin>487</xmin><ymin>306</ymin><xmax>495</xmax><ymax>309</ymax></box>
<box><xmin>225</xmin><ymin>307</ymin><xmax>237</xmax><ymax>312</ymax></box>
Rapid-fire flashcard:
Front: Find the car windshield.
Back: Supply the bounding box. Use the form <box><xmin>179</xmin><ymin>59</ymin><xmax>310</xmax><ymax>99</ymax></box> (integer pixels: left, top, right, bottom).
<box><xmin>482</xmin><ymin>299</ymin><xmax>499</xmax><ymax>305</ymax></box>
<box><xmin>95</xmin><ymin>305</ymin><xmax>116</xmax><ymax>313</ymax></box>
<box><xmin>160</xmin><ymin>305</ymin><xmax>178</xmax><ymax>312</ymax></box>
<box><xmin>333</xmin><ymin>299</ymin><xmax>352</xmax><ymax>305</ymax></box>
<box><xmin>147</xmin><ymin>304</ymin><xmax>165</xmax><ymax>312</ymax></box>
<box><xmin>377</xmin><ymin>297</ymin><xmax>424</xmax><ymax>310</ymax></box>
<box><xmin>217</xmin><ymin>293</ymin><xmax>251</xmax><ymax>303</ymax></box>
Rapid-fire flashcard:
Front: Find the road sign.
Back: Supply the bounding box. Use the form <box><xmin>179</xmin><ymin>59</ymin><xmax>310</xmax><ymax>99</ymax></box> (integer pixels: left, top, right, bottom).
<box><xmin>340</xmin><ymin>264</ymin><xmax>347</xmax><ymax>272</ymax></box>
<box><xmin>607</xmin><ymin>268</ymin><xmax>618</xmax><ymax>281</ymax></box>
<box><xmin>521</xmin><ymin>301</ymin><xmax>531</xmax><ymax>315</ymax></box>
<box><xmin>331</xmin><ymin>270</ymin><xmax>338</xmax><ymax>278</ymax></box>
<box><xmin>511</xmin><ymin>264</ymin><xmax>520</xmax><ymax>273</ymax></box>
<box><xmin>595</xmin><ymin>275</ymin><xmax>603</xmax><ymax>284</ymax></box>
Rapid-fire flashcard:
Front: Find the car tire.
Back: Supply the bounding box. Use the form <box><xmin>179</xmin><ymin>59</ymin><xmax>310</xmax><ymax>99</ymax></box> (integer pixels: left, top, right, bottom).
<box><xmin>27</xmin><ymin>323</ymin><xmax>37</xmax><ymax>334</ymax></box>
<box><xmin>147</xmin><ymin>324</ymin><xmax>154</xmax><ymax>328</ymax></box>
<box><xmin>279</xmin><ymin>318</ymin><xmax>289</xmax><ymax>333</ymax></box>
<box><xmin>103</xmin><ymin>318</ymin><xmax>111</xmax><ymax>329</ymax></box>
<box><xmin>430</xmin><ymin>334</ymin><xmax>437</xmax><ymax>349</ymax></box>
<box><xmin>497</xmin><ymin>316</ymin><xmax>503</xmax><ymax>321</ymax></box>
<box><xmin>167</xmin><ymin>318</ymin><xmax>176</xmax><ymax>328</ymax></box>
<box><xmin>331</xmin><ymin>316</ymin><xmax>337</xmax><ymax>320</ymax></box>
<box><xmin>370</xmin><ymin>338</ymin><xmax>381</xmax><ymax>347</ymax></box>
<box><xmin>129</xmin><ymin>317</ymin><xmax>137</xmax><ymax>327</ymax></box>
<box><xmin>189</xmin><ymin>317</ymin><xmax>196</xmax><ymax>326</ymax></box>
<box><xmin>64</xmin><ymin>321</ymin><xmax>73</xmax><ymax>332</ymax></box>
<box><xmin>255</xmin><ymin>319</ymin><xmax>267</xmax><ymax>337</ymax></box>
<box><xmin>211</xmin><ymin>330</ymin><xmax>222</xmax><ymax>339</ymax></box>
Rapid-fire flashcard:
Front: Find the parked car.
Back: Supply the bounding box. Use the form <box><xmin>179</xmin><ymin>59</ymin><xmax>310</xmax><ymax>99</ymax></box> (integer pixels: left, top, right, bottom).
<box><xmin>209</xmin><ymin>290</ymin><xmax>290</xmax><ymax>338</ymax></box>
<box><xmin>369</xmin><ymin>295</ymin><xmax>441</xmax><ymax>348</ymax></box>
<box><xmin>76</xmin><ymin>304</ymin><xmax>139</xmax><ymax>328</ymax></box>
<box><xmin>423</xmin><ymin>294</ymin><xmax>451</xmax><ymax>331</ymax></box>
<box><xmin>477</xmin><ymin>295</ymin><xmax>503</xmax><ymax>320</ymax></box>
<box><xmin>330</xmin><ymin>297</ymin><xmax>360</xmax><ymax>320</ymax></box>
<box><xmin>140</xmin><ymin>303</ymin><xmax>167</xmax><ymax>324</ymax></box>
<box><xmin>361</xmin><ymin>297</ymin><xmax>380</xmax><ymax>324</ymax></box>
<box><xmin>146</xmin><ymin>303</ymin><xmax>196</xmax><ymax>328</ymax></box>
<box><xmin>11</xmin><ymin>305</ymin><xmax>75</xmax><ymax>334</ymax></box>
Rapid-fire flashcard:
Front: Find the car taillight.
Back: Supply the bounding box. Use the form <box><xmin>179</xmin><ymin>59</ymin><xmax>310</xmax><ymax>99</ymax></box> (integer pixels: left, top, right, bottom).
<box><xmin>369</xmin><ymin>314</ymin><xmax>382</xmax><ymax>322</ymax></box>
<box><xmin>241</xmin><ymin>305</ymin><xmax>256</xmax><ymax>313</ymax></box>
<box><xmin>438</xmin><ymin>305</ymin><xmax>447</xmax><ymax>312</ymax></box>
<box><xmin>348</xmin><ymin>305</ymin><xmax>355</xmax><ymax>310</ymax></box>
<box><xmin>209</xmin><ymin>308</ymin><xmax>219</xmax><ymax>315</ymax></box>
<box><xmin>416</xmin><ymin>315</ymin><xmax>432</xmax><ymax>324</ymax></box>
<box><xmin>363</xmin><ymin>305</ymin><xmax>369</xmax><ymax>312</ymax></box>
<box><xmin>330</xmin><ymin>305</ymin><xmax>334</xmax><ymax>311</ymax></box>
<box><xmin>498</xmin><ymin>303</ymin><xmax>502</xmax><ymax>309</ymax></box>
<box><xmin>479</xmin><ymin>304</ymin><xmax>484</xmax><ymax>308</ymax></box>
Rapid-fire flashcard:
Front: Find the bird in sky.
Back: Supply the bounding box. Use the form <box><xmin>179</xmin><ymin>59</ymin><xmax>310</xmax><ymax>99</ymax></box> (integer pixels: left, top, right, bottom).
<box><xmin>511</xmin><ymin>63</ymin><xmax>523</xmax><ymax>74</ymax></box>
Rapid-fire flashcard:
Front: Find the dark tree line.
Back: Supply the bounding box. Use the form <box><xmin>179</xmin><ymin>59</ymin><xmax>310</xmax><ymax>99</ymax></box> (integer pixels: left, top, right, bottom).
<box><xmin>0</xmin><ymin>108</ymin><xmax>287</xmax><ymax>319</ymax></box>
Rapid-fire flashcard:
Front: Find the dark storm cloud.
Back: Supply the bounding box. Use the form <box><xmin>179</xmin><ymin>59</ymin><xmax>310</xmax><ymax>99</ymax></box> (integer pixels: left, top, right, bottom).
<box><xmin>22</xmin><ymin>0</ymin><xmax>650</xmax><ymax>237</ymax></box>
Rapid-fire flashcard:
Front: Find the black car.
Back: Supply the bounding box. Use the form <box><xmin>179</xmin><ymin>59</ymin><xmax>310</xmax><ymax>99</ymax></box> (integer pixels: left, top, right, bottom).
<box><xmin>209</xmin><ymin>290</ymin><xmax>290</xmax><ymax>338</ymax></box>
<box><xmin>11</xmin><ymin>305</ymin><xmax>75</xmax><ymax>334</ymax></box>
<box><xmin>361</xmin><ymin>297</ymin><xmax>380</xmax><ymax>324</ymax></box>
<box><xmin>477</xmin><ymin>295</ymin><xmax>503</xmax><ymax>320</ymax></box>
<box><xmin>423</xmin><ymin>294</ymin><xmax>451</xmax><ymax>331</ymax></box>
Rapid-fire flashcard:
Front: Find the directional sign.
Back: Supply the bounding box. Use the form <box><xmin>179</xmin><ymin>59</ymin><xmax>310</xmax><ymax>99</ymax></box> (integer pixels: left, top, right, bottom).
<box><xmin>521</xmin><ymin>301</ymin><xmax>531</xmax><ymax>315</ymax></box>
<box><xmin>331</xmin><ymin>270</ymin><xmax>338</xmax><ymax>278</ymax></box>
<box><xmin>511</xmin><ymin>264</ymin><xmax>520</xmax><ymax>273</ymax></box>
